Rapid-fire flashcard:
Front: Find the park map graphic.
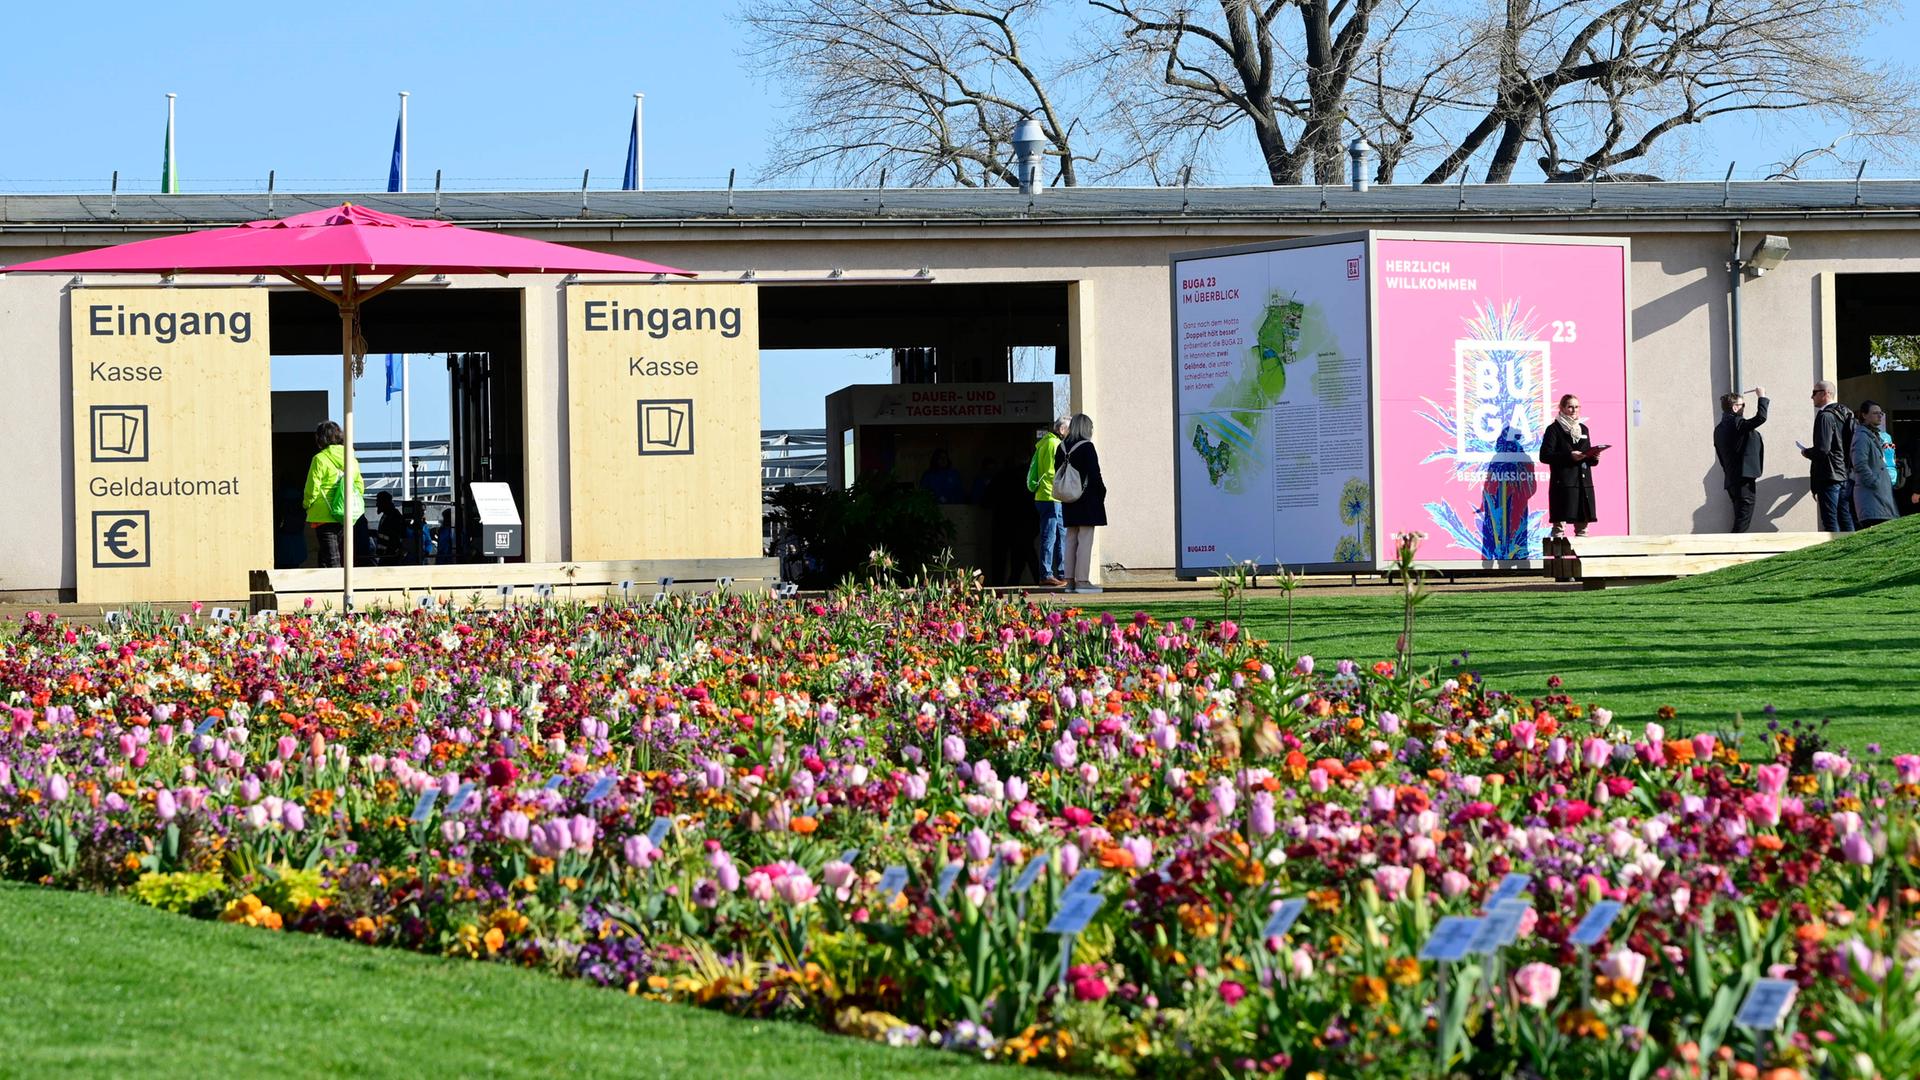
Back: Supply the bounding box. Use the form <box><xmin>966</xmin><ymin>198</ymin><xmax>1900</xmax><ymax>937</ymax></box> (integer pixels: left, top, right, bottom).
<box><xmin>1189</xmin><ymin>291</ymin><xmax>1339</xmax><ymax>491</ymax></box>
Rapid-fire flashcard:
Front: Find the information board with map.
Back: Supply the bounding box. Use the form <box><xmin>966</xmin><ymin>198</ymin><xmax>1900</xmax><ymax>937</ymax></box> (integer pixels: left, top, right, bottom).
<box><xmin>1171</xmin><ymin>232</ymin><xmax>1630</xmax><ymax>575</ymax></box>
<box><xmin>1173</xmin><ymin>239</ymin><xmax>1372</xmax><ymax>573</ymax></box>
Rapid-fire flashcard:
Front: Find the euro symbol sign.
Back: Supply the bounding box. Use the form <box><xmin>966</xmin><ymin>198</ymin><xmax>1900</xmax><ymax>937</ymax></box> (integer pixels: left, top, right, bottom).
<box><xmin>102</xmin><ymin>517</ymin><xmax>142</xmax><ymax>561</ymax></box>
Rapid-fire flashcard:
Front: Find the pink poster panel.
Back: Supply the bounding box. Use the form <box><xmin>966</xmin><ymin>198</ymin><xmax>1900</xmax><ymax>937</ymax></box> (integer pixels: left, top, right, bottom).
<box><xmin>1373</xmin><ymin>238</ymin><xmax>1628</xmax><ymax>563</ymax></box>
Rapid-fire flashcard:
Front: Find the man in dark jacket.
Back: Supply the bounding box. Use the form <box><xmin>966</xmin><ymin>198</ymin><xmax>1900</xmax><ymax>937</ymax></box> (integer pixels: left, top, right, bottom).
<box><xmin>1713</xmin><ymin>388</ymin><xmax>1767</xmax><ymax>532</ymax></box>
<box><xmin>1801</xmin><ymin>380</ymin><xmax>1856</xmax><ymax>533</ymax></box>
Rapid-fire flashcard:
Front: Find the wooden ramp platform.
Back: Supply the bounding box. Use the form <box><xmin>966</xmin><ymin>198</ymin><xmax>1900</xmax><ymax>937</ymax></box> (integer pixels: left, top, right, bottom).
<box><xmin>1541</xmin><ymin>532</ymin><xmax>1832</xmax><ymax>587</ymax></box>
<box><xmin>250</xmin><ymin>558</ymin><xmax>782</xmax><ymax>613</ymax></box>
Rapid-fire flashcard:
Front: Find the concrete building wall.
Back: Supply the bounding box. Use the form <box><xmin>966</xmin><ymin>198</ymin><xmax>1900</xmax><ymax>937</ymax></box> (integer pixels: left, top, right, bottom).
<box><xmin>4</xmin><ymin>217</ymin><xmax>1916</xmax><ymax>597</ymax></box>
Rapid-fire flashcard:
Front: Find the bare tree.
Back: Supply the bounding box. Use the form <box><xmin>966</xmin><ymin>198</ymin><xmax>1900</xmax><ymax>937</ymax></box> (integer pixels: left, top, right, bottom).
<box><xmin>1087</xmin><ymin>0</ymin><xmax>1388</xmax><ymax>185</ymax></box>
<box><xmin>741</xmin><ymin>0</ymin><xmax>1089</xmax><ymax>186</ymax></box>
<box><xmin>1091</xmin><ymin>0</ymin><xmax>1915</xmax><ymax>184</ymax></box>
<box><xmin>1420</xmin><ymin>0</ymin><xmax>1920</xmax><ymax>183</ymax></box>
<box><xmin>748</xmin><ymin>0</ymin><xmax>1916</xmax><ymax>186</ymax></box>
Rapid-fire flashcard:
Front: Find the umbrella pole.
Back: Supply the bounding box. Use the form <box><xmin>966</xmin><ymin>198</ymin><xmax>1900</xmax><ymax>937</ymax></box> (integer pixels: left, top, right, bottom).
<box><xmin>340</xmin><ymin>273</ymin><xmax>358</xmax><ymax>612</ymax></box>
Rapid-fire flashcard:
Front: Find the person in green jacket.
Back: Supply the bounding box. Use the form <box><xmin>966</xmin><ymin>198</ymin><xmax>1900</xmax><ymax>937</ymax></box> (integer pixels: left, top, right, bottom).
<box><xmin>1027</xmin><ymin>416</ymin><xmax>1069</xmax><ymax>587</ymax></box>
<box><xmin>302</xmin><ymin>420</ymin><xmax>365</xmax><ymax>568</ymax></box>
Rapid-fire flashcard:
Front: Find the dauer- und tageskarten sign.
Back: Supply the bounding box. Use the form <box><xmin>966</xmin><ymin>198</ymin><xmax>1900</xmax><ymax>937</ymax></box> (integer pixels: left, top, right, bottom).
<box><xmin>70</xmin><ymin>288</ymin><xmax>271</xmax><ymax>602</ymax></box>
<box><xmin>564</xmin><ymin>283</ymin><xmax>761</xmax><ymax>560</ymax></box>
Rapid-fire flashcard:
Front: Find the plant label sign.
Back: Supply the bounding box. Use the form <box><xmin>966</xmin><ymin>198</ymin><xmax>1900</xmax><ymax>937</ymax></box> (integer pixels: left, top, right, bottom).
<box><xmin>984</xmin><ymin>853</ymin><xmax>1005</xmax><ymax>885</ymax></box>
<box><xmin>839</xmin><ymin>847</ymin><xmax>860</xmax><ymax>867</ymax></box>
<box><xmin>543</xmin><ymin>774</ymin><xmax>566</xmax><ymax>791</ymax></box>
<box><xmin>193</xmin><ymin>715</ymin><xmax>219</xmax><ymax>737</ymax></box>
<box><xmin>1420</xmin><ymin>916</ymin><xmax>1484</xmax><ymax>962</ymax></box>
<box><xmin>1012</xmin><ymin>857</ymin><xmax>1048</xmax><ymax>895</ymax></box>
<box><xmin>875</xmin><ymin>866</ymin><xmax>909</xmax><ymax>902</ymax></box>
<box><xmin>1487</xmin><ymin>873</ymin><xmax>1532</xmax><ymax>906</ymax></box>
<box><xmin>1262</xmin><ymin>898</ymin><xmax>1307</xmax><ymax>939</ymax></box>
<box><xmin>647</xmin><ymin>816</ymin><xmax>674</xmax><ymax>847</ymax></box>
<box><xmin>584</xmin><ymin>776</ymin><xmax>615</xmax><ymax>804</ymax></box>
<box><xmin>1735</xmin><ymin>978</ymin><xmax>1799</xmax><ymax>1031</ymax></box>
<box><xmin>936</xmin><ymin>862</ymin><xmax>963</xmax><ymax>900</ymax></box>
<box><xmin>449</xmin><ymin>782</ymin><xmax>476</xmax><ymax>814</ymax></box>
<box><xmin>410</xmin><ymin>789</ymin><xmax>439</xmax><ymax>823</ymax></box>
<box><xmin>1046</xmin><ymin>892</ymin><xmax>1105</xmax><ymax>935</ymax></box>
<box><xmin>1569</xmin><ymin>900</ymin><xmax>1623</xmax><ymax>947</ymax></box>
<box><xmin>1063</xmin><ymin>869</ymin><xmax>1104</xmax><ymax>897</ymax></box>
<box><xmin>1471</xmin><ymin>901</ymin><xmax>1531</xmax><ymax>954</ymax></box>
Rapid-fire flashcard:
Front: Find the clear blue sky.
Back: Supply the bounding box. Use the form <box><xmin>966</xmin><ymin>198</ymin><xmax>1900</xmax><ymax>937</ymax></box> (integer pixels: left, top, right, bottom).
<box><xmin>7</xmin><ymin>0</ymin><xmax>1915</xmax><ymax>435</ymax></box>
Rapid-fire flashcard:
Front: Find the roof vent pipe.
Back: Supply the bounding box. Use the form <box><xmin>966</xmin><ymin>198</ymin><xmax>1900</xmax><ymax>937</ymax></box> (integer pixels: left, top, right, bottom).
<box><xmin>1012</xmin><ymin>118</ymin><xmax>1047</xmax><ymax>195</ymax></box>
<box><xmin>1349</xmin><ymin>136</ymin><xmax>1373</xmax><ymax>193</ymax></box>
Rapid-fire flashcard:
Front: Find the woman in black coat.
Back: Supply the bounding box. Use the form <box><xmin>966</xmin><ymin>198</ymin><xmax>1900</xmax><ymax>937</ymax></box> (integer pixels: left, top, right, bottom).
<box><xmin>1060</xmin><ymin>413</ymin><xmax>1107</xmax><ymax>593</ymax></box>
<box><xmin>1537</xmin><ymin>393</ymin><xmax>1605</xmax><ymax>537</ymax></box>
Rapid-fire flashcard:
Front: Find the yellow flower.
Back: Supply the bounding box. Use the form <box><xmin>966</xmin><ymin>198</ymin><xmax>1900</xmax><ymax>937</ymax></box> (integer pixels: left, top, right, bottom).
<box><xmin>1387</xmin><ymin>957</ymin><xmax>1421</xmax><ymax>986</ymax></box>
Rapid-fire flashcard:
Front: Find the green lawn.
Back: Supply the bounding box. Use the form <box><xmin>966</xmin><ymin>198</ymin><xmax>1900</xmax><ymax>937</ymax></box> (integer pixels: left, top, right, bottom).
<box><xmin>0</xmin><ymin>882</ymin><xmax>992</xmax><ymax>1080</ymax></box>
<box><xmin>1122</xmin><ymin>515</ymin><xmax>1920</xmax><ymax>753</ymax></box>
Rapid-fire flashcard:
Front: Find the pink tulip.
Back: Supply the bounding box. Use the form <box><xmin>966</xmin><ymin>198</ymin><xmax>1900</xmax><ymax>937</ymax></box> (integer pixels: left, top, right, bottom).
<box><xmin>1440</xmin><ymin>870</ymin><xmax>1470</xmax><ymax>898</ymax></box>
<box><xmin>745</xmin><ymin>870</ymin><xmax>776</xmax><ymax>902</ymax></box>
<box><xmin>1511</xmin><ymin>721</ymin><xmax>1537</xmax><ymax>751</ymax></box>
<box><xmin>283</xmin><ymin>803</ymin><xmax>307</xmax><ymax>832</ymax></box>
<box><xmin>499</xmin><ymin>810</ymin><xmax>530</xmax><ymax>842</ymax></box>
<box><xmin>1366</xmin><ymin>786</ymin><xmax>1396</xmax><ymax>815</ymax></box>
<box><xmin>1842</xmin><ymin>831</ymin><xmax>1875</xmax><ymax>865</ymax></box>
<box><xmin>47</xmin><ymin>774</ymin><xmax>69</xmax><ymax>803</ymax></box>
<box><xmin>1582</xmin><ymin>737</ymin><xmax>1611</xmax><ymax>769</ymax></box>
<box><xmin>1060</xmin><ymin>844</ymin><xmax>1081</xmax><ymax>879</ymax></box>
<box><xmin>775</xmin><ymin>870</ymin><xmax>819</xmax><ymax>905</ymax></box>
<box><xmin>1511</xmin><ymin>963</ymin><xmax>1561</xmax><ymax>1008</ymax></box>
<box><xmin>1052</xmin><ymin>735</ymin><xmax>1078</xmax><ymax>769</ymax></box>
<box><xmin>821</xmin><ymin>860</ymin><xmax>854</xmax><ymax>890</ymax></box>
<box><xmin>154</xmin><ymin>788</ymin><xmax>177</xmax><ymax>822</ymax></box>
<box><xmin>1121</xmin><ymin>835</ymin><xmax>1153</xmax><ymax>868</ymax></box>
<box><xmin>717</xmin><ymin>861</ymin><xmax>742</xmax><ymax>892</ymax></box>
<box><xmin>1308</xmin><ymin>769</ymin><xmax>1330</xmax><ymax>794</ymax></box>
<box><xmin>1408</xmin><ymin>834</ymin><xmax>1436</xmax><ymax>861</ymax></box>
<box><xmin>1374</xmin><ymin>865</ymin><xmax>1412</xmax><ymax>901</ymax></box>
<box><xmin>1895</xmin><ymin>755</ymin><xmax>1920</xmax><ymax>786</ymax></box>
<box><xmin>1210</xmin><ymin>780</ymin><xmax>1237</xmax><ymax>819</ymax></box>
<box><xmin>942</xmin><ymin>735</ymin><xmax>967</xmax><ymax>764</ymax></box>
<box><xmin>1601</xmin><ymin>948</ymin><xmax>1645</xmax><ymax>987</ymax></box>
<box><xmin>624</xmin><ymin>834</ymin><xmax>657</xmax><ymax>869</ymax></box>
<box><xmin>964</xmin><ymin>828</ymin><xmax>993</xmax><ymax>862</ymax></box>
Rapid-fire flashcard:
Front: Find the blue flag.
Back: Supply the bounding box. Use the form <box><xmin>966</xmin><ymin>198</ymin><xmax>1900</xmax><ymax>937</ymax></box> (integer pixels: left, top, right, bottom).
<box><xmin>387</xmin><ymin>110</ymin><xmax>404</xmax><ymax>193</ymax></box>
<box><xmin>385</xmin><ymin>354</ymin><xmax>401</xmax><ymax>401</ymax></box>
<box><xmin>622</xmin><ymin>99</ymin><xmax>640</xmax><ymax>191</ymax></box>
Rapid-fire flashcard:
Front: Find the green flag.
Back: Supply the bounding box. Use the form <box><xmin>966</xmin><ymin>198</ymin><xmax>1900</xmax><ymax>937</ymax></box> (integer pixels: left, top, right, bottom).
<box><xmin>160</xmin><ymin>93</ymin><xmax>178</xmax><ymax>194</ymax></box>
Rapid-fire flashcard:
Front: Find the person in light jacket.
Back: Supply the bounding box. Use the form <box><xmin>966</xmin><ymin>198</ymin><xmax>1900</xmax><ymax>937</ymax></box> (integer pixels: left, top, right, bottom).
<box><xmin>1850</xmin><ymin>400</ymin><xmax>1899</xmax><ymax>528</ymax></box>
<box><xmin>302</xmin><ymin>420</ymin><xmax>365</xmax><ymax>568</ymax></box>
<box><xmin>1059</xmin><ymin>413</ymin><xmax>1107</xmax><ymax>594</ymax></box>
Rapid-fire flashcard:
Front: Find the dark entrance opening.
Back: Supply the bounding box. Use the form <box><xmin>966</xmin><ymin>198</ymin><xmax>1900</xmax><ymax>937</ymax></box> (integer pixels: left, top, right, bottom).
<box><xmin>1834</xmin><ymin>273</ymin><xmax>1920</xmax><ymax>516</ymax></box>
<box><xmin>757</xmin><ymin>281</ymin><xmax>1074</xmax><ymax>584</ymax></box>
<box><xmin>266</xmin><ymin>287</ymin><xmax>527</xmax><ymax>565</ymax></box>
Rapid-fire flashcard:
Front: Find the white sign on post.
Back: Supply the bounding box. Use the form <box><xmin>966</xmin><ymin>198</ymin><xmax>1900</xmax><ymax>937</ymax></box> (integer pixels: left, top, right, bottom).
<box><xmin>471</xmin><ymin>481</ymin><xmax>522</xmax><ymax>559</ymax></box>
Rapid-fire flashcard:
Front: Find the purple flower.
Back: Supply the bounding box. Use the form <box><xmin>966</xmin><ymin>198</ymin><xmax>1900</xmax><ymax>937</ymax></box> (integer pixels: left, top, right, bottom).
<box><xmin>47</xmin><ymin>774</ymin><xmax>69</xmax><ymax>803</ymax></box>
<box><xmin>155</xmin><ymin>788</ymin><xmax>178</xmax><ymax>822</ymax></box>
<box><xmin>1250</xmin><ymin>791</ymin><xmax>1277</xmax><ymax>837</ymax></box>
<box><xmin>942</xmin><ymin>735</ymin><xmax>967</xmax><ymax>764</ymax></box>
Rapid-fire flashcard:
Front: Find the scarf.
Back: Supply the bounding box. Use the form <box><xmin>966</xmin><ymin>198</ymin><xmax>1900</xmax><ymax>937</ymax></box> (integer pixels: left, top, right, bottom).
<box><xmin>1555</xmin><ymin>412</ymin><xmax>1583</xmax><ymax>445</ymax></box>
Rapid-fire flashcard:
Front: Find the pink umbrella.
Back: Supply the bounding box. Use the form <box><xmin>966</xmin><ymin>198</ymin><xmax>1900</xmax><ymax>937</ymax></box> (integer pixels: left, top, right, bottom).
<box><xmin>3</xmin><ymin>202</ymin><xmax>695</xmax><ymax>609</ymax></box>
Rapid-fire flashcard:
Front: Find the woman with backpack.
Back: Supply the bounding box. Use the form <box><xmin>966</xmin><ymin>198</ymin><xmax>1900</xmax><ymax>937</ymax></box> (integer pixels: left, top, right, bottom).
<box><xmin>302</xmin><ymin>420</ymin><xmax>365</xmax><ymax>568</ymax></box>
<box><xmin>1056</xmin><ymin>413</ymin><xmax>1107</xmax><ymax>594</ymax></box>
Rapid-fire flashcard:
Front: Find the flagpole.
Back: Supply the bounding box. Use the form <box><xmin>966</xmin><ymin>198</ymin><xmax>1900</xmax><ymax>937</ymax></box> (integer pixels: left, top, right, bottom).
<box><xmin>634</xmin><ymin>93</ymin><xmax>644</xmax><ymax>191</ymax></box>
<box><xmin>162</xmin><ymin>93</ymin><xmax>177</xmax><ymax>194</ymax></box>
<box><xmin>398</xmin><ymin>92</ymin><xmax>411</xmax><ymax>504</ymax></box>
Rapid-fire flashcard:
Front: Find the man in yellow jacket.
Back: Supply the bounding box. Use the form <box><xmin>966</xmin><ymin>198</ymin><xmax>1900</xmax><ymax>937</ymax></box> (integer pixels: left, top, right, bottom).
<box><xmin>302</xmin><ymin>420</ymin><xmax>365</xmax><ymax>568</ymax></box>
<box><xmin>1027</xmin><ymin>416</ymin><xmax>1069</xmax><ymax>587</ymax></box>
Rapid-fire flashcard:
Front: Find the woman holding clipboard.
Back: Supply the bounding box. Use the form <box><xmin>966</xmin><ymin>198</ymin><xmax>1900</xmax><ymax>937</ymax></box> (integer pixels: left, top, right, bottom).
<box><xmin>1539</xmin><ymin>393</ymin><xmax>1608</xmax><ymax>537</ymax></box>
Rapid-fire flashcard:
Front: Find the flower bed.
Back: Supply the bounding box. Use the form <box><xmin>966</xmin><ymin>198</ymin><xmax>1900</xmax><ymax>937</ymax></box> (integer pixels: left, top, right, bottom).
<box><xmin>1</xmin><ymin>588</ymin><xmax>1915</xmax><ymax>1078</ymax></box>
